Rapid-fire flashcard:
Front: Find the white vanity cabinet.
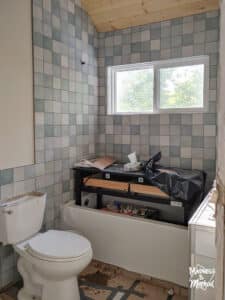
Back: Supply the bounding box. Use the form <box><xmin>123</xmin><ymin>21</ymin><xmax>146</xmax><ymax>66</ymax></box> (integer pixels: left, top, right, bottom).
<box><xmin>189</xmin><ymin>195</ymin><xmax>216</xmax><ymax>300</ymax></box>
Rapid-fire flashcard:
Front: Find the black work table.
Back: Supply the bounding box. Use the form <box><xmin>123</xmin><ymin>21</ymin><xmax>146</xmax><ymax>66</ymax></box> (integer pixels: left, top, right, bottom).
<box><xmin>74</xmin><ymin>164</ymin><xmax>194</xmax><ymax>219</ymax></box>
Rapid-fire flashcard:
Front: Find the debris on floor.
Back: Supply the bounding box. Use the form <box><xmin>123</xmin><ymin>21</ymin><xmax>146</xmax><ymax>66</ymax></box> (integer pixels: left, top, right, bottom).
<box><xmin>0</xmin><ymin>294</ymin><xmax>14</xmax><ymax>300</ymax></box>
<box><xmin>0</xmin><ymin>260</ymin><xmax>188</xmax><ymax>300</ymax></box>
<box><xmin>79</xmin><ymin>261</ymin><xmax>188</xmax><ymax>300</ymax></box>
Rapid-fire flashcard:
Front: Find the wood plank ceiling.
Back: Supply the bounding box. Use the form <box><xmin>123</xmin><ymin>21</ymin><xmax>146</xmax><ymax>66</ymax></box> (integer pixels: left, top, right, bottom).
<box><xmin>81</xmin><ymin>0</ymin><xmax>219</xmax><ymax>32</ymax></box>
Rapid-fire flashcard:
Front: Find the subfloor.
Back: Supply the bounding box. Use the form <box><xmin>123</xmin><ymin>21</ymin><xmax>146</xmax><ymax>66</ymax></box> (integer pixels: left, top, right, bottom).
<box><xmin>0</xmin><ymin>260</ymin><xmax>188</xmax><ymax>300</ymax></box>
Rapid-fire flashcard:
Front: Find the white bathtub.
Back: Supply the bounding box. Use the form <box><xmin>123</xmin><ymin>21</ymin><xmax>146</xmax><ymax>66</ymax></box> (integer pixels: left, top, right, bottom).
<box><xmin>62</xmin><ymin>202</ymin><xmax>189</xmax><ymax>287</ymax></box>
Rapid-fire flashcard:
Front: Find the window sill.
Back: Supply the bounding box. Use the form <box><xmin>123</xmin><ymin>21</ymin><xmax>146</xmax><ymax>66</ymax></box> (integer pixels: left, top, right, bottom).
<box><xmin>107</xmin><ymin>107</ymin><xmax>207</xmax><ymax>116</ymax></box>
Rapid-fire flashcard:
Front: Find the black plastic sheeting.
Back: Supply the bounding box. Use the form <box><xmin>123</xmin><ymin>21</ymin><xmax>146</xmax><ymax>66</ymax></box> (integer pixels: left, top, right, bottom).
<box><xmin>144</xmin><ymin>152</ymin><xmax>206</xmax><ymax>202</ymax></box>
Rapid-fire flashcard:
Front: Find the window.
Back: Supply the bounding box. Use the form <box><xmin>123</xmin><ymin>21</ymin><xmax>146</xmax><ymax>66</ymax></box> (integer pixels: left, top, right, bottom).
<box><xmin>107</xmin><ymin>56</ymin><xmax>209</xmax><ymax>115</ymax></box>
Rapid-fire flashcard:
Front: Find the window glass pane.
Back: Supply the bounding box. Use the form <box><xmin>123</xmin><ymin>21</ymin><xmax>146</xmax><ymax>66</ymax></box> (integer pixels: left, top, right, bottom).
<box><xmin>116</xmin><ymin>68</ymin><xmax>154</xmax><ymax>113</ymax></box>
<box><xmin>159</xmin><ymin>64</ymin><xmax>204</xmax><ymax>109</ymax></box>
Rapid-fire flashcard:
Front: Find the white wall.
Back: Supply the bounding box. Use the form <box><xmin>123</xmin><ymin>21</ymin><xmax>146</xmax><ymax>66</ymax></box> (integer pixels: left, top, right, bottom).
<box><xmin>0</xmin><ymin>0</ymin><xmax>34</xmax><ymax>170</ymax></box>
<box><xmin>217</xmin><ymin>1</ymin><xmax>225</xmax><ymax>183</ymax></box>
<box><xmin>216</xmin><ymin>0</ymin><xmax>225</xmax><ymax>299</ymax></box>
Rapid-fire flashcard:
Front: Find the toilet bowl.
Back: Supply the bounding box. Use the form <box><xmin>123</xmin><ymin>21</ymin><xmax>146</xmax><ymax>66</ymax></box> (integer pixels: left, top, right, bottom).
<box><xmin>0</xmin><ymin>193</ymin><xmax>93</xmax><ymax>300</ymax></box>
<box><xmin>15</xmin><ymin>230</ymin><xmax>93</xmax><ymax>300</ymax></box>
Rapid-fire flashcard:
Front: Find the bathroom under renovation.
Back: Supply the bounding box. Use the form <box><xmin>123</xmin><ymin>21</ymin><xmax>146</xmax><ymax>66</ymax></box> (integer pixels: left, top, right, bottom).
<box><xmin>0</xmin><ymin>0</ymin><xmax>225</xmax><ymax>299</ymax></box>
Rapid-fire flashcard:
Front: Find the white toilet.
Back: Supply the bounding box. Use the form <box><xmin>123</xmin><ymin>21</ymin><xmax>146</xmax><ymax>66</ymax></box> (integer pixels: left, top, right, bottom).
<box><xmin>0</xmin><ymin>192</ymin><xmax>93</xmax><ymax>300</ymax></box>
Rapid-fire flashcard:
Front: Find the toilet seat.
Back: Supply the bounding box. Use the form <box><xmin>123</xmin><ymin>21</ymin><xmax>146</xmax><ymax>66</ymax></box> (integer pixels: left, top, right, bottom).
<box><xmin>26</xmin><ymin>230</ymin><xmax>92</xmax><ymax>262</ymax></box>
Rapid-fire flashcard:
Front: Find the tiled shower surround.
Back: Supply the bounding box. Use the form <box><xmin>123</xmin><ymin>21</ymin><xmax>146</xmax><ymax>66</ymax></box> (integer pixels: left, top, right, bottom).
<box><xmin>0</xmin><ymin>0</ymin><xmax>219</xmax><ymax>290</ymax></box>
<box><xmin>0</xmin><ymin>0</ymin><xmax>98</xmax><ymax>288</ymax></box>
<box><xmin>97</xmin><ymin>11</ymin><xmax>219</xmax><ymax>185</ymax></box>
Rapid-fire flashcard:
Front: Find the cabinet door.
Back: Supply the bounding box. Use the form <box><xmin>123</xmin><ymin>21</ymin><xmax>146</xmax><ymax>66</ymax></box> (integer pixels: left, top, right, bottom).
<box><xmin>195</xmin><ymin>228</ymin><xmax>216</xmax><ymax>258</ymax></box>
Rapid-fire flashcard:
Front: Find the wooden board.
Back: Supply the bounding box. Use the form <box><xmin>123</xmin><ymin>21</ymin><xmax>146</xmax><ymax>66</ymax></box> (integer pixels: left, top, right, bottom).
<box><xmin>84</xmin><ymin>177</ymin><xmax>129</xmax><ymax>191</ymax></box>
<box><xmin>81</xmin><ymin>0</ymin><xmax>219</xmax><ymax>32</ymax></box>
<box><xmin>82</xmin><ymin>157</ymin><xmax>116</xmax><ymax>170</ymax></box>
<box><xmin>130</xmin><ymin>183</ymin><xmax>169</xmax><ymax>199</ymax></box>
<box><xmin>76</xmin><ymin>157</ymin><xmax>116</xmax><ymax>170</ymax></box>
<box><xmin>84</xmin><ymin>176</ymin><xmax>169</xmax><ymax>198</ymax></box>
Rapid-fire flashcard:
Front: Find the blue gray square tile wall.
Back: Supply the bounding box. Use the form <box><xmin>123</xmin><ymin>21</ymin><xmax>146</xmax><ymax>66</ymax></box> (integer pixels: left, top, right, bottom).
<box><xmin>0</xmin><ymin>0</ymin><xmax>219</xmax><ymax>290</ymax></box>
<box><xmin>97</xmin><ymin>11</ymin><xmax>219</xmax><ymax>186</ymax></box>
<box><xmin>0</xmin><ymin>0</ymin><xmax>98</xmax><ymax>288</ymax></box>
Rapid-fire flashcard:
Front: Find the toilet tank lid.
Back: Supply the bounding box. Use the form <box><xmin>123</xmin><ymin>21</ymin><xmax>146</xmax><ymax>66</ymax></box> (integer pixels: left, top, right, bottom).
<box><xmin>27</xmin><ymin>230</ymin><xmax>91</xmax><ymax>260</ymax></box>
<box><xmin>0</xmin><ymin>192</ymin><xmax>45</xmax><ymax>208</ymax></box>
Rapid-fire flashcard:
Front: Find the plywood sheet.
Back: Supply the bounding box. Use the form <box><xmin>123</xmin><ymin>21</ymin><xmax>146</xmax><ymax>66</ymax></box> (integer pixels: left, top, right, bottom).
<box><xmin>130</xmin><ymin>183</ymin><xmax>169</xmax><ymax>198</ymax></box>
<box><xmin>84</xmin><ymin>177</ymin><xmax>129</xmax><ymax>191</ymax></box>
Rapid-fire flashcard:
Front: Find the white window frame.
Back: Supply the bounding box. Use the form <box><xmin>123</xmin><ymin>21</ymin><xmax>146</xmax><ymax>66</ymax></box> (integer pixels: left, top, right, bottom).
<box><xmin>107</xmin><ymin>55</ymin><xmax>209</xmax><ymax>115</ymax></box>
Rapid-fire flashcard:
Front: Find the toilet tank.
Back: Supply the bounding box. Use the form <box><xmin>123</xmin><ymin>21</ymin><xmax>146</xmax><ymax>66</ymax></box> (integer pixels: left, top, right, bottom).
<box><xmin>0</xmin><ymin>192</ymin><xmax>46</xmax><ymax>245</ymax></box>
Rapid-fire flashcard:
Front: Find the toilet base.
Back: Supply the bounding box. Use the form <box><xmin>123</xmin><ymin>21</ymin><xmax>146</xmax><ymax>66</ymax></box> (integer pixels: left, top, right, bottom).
<box><xmin>17</xmin><ymin>255</ymin><xmax>90</xmax><ymax>300</ymax></box>
<box><xmin>18</xmin><ymin>279</ymin><xmax>80</xmax><ymax>300</ymax></box>
<box><xmin>17</xmin><ymin>257</ymin><xmax>42</xmax><ymax>300</ymax></box>
<box><xmin>18</xmin><ymin>288</ymin><xmax>41</xmax><ymax>300</ymax></box>
<box><xmin>42</xmin><ymin>278</ymin><xmax>80</xmax><ymax>300</ymax></box>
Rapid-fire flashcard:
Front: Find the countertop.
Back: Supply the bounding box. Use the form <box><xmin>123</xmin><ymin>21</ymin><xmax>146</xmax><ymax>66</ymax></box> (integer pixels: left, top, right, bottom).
<box><xmin>189</xmin><ymin>192</ymin><xmax>216</xmax><ymax>228</ymax></box>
